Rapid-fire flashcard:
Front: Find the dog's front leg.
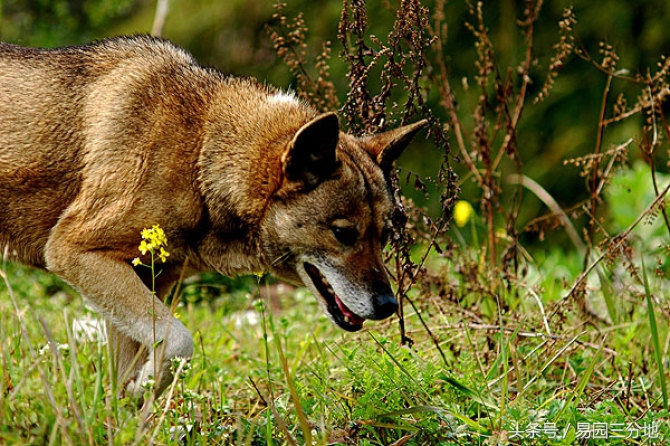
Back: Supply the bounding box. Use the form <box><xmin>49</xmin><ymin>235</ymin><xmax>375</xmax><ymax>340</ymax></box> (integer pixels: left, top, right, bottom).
<box><xmin>44</xmin><ymin>237</ymin><xmax>193</xmax><ymax>399</ymax></box>
<box><xmin>106</xmin><ymin>321</ymin><xmax>146</xmax><ymax>394</ymax></box>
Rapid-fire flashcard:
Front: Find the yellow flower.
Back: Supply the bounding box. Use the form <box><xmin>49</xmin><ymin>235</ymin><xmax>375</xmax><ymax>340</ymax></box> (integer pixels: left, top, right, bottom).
<box><xmin>132</xmin><ymin>257</ymin><xmax>142</xmax><ymax>266</ymax></box>
<box><xmin>454</xmin><ymin>200</ymin><xmax>475</xmax><ymax>228</ymax></box>
<box><xmin>138</xmin><ymin>240</ymin><xmax>150</xmax><ymax>255</ymax></box>
<box><xmin>136</xmin><ymin>224</ymin><xmax>170</xmax><ymax>263</ymax></box>
<box><xmin>158</xmin><ymin>247</ymin><xmax>170</xmax><ymax>263</ymax></box>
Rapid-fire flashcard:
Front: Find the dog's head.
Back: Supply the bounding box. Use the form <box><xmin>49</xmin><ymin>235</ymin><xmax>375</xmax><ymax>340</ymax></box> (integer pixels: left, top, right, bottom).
<box><xmin>262</xmin><ymin>113</ymin><xmax>427</xmax><ymax>331</ymax></box>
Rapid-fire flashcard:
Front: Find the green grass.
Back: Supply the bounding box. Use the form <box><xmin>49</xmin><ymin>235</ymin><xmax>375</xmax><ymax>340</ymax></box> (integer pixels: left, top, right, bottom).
<box><xmin>1</xmin><ymin>233</ymin><xmax>669</xmax><ymax>445</ymax></box>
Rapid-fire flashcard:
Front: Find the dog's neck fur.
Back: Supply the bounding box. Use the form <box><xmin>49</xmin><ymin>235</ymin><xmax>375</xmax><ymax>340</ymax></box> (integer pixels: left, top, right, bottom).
<box><xmin>193</xmin><ymin>81</ymin><xmax>317</xmax><ymax>274</ymax></box>
<box><xmin>199</xmin><ymin>84</ymin><xmax>311</xmax><ymax>219</ymax></box>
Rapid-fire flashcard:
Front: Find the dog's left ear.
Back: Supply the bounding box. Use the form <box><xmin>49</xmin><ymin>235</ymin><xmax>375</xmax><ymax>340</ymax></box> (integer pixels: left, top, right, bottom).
<box><xmin>363</xmin><ymin>119</ymin><xmax>429</xmax><ymax>171</ymax></box>
<box><xmin>282</xmin><ymin>112</ymin><xmax>340</xmax><ymax>188</ymax></box>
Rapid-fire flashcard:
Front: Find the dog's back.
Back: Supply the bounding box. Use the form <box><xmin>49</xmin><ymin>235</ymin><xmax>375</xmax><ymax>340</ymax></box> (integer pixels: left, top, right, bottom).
<box><xmin>0</xmin><ymin>37</ymin><xmax>242</xmax><ymax>267</ymax></box>
<box><xmin>1</xmin><ymin>42</ymin><xmax>86</xmax><ymax>264</ymax></box>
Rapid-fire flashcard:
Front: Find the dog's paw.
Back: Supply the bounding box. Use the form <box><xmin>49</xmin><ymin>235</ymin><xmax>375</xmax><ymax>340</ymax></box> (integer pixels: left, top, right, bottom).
<box><xmin>126</xmin><ymin>355</ymin><xmax>192</xmax><ymax>400</ymax></box>
<box><xmin>123</xmin><ymin>377</ymin><xmax>144</xmax><ymax>402</ymax></box>
<box><xmin>126</xmin><ymin>358</ymin><xmax>173</xmax><ymax>400</ymax></box>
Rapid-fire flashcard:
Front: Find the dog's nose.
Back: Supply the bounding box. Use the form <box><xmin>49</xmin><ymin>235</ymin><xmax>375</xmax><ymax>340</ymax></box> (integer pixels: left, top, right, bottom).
<box><xmin>371</xmin><ymin>293</ymin><xmax>398</xmax><ymax>320</ymax></box>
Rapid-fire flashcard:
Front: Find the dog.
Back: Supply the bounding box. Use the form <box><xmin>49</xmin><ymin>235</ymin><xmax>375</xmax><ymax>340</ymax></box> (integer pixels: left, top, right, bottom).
<box><xmin>0</xmin><ymin>35</ymin><xmax>427</xmax><ymax>398</ymax></box>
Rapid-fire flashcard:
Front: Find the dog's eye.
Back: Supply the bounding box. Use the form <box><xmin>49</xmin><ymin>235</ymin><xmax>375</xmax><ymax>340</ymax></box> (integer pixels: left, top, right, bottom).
<box><xmin>332</xmin><ymin>226</ymin><xmax>358</xmax><ymax>246</ymax></box>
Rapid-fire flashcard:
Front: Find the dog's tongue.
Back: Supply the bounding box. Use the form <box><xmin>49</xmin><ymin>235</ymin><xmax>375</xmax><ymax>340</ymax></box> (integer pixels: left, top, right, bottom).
<box><xmin>334</xmin><ymin>295</ymin><xmax>365</xmax><ymax>325</ymax></box>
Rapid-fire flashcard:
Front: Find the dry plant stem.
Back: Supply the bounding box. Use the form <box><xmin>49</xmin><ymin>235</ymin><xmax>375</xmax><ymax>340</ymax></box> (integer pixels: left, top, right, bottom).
<box><xmin>468</xmin><ymin>2</ymin><xmax>498</xmax><ymax>266</ymax></box>
<box><xmin>602</xmin><ymin>64</ymin><xmax>670</xmax><ymax>126</ymax></box>
<box><xmin>337</xmin><ymin>0</ymin><xmax>375</xmax><ymax>132</ymax></box>
<box><xmin>147</xmin><ymin>359</ymin><xmax>188</xmax><ymax>445</ymax></box>
<box><xmin>574</xmin><ymin>37</ymin><xmax>670</xmax><ymax>239</ymax></box>
<box><xmin>521</xmin><ymin>332</ymin><xmax>584</xmax><ymax>393</ymax></box>
<box><xmin>596</xmin><ymin>141</ymin><xmax>631</xmax><ymax>197</ymax></box>
<box><xmin>644</xmin><ymin>81</ymin><xmax>670</xmax><ymax>235</ymax></box>
<box><xmin>492</xmin><ymin>1</ymin><xmax>543</xmax><ymax>239</ymax></box>
<box><xmin>508</xmin><ymin>174</ymin><xmax>585</xmax><ymax>252</ymax></box>
<box><xmin>402</xmin><ymin>293</ymin><xmax>447</xmax><ymax>364</ymax></box>
<box><xmin>436</xmin><ymin>1</ymin><xmax>544</xmax><ymax>271</ymax></box>
<box><xmin>269</xmin><ymin>3</ymin><xmax>338</xmax><ymax>112</ymax></box>
<box><xmin>512</xmin><ymin>0</ymin><xmax>543</xmax><ymax>127</ymax></box>
<box><xmin>493</xmin><ymin>0</ymin><xmax>543</xmax><ymax>164</ymax></box>
<box><xmin>535</xmin><ymin>7</ymin><xmax>577</xmax><ymax>104</ymax></box>
<box><xmin>398</xmin><ymin>213</ymin><xmax>452</xmax><ymax>363</ymax></box>
<box><xmin>585</xmin><ymin>74</ymin><xmax>613</xmax><ymax>268</ymax></box>
<box><xmin>432</xmin><ymin>38</ymin><xmax>480</xmax><ymax>184</ymax></box>
<box><xmin>525</xmin><ymin>286</ymin><xmax>552</xmax><ymax>335</ymax></box>
<box><xmin>430</xmin><ymin>1</ymin><xmax>476</xmax><ymax>183</ymax></box>
<box><xmin>555</xmin><ymin>182</ymin><xmax>670</xmax><ymax>321</ymax></box>
<box><xmin>603</xmin><ymin>88</ymin><xmax>670</xmax><ymax>125</ymax></box>
<box><xmin>454</xmin><ymin>323</ymin><xmax>618</xmax><ymax>357</ymax></box>
<box><xmin>40</xmin><ymin>317</ymin><xmax>90</xmax><ymax>443</ymax></box>
<box><xmin>151</xmin><ymin>0</ymin><xmax>169</xmax><ymax>37</ymax></box>
<box><xmin>487</xmin><ymin>331</ymin><xmax>617</xmax><ymax>391</ymax></box>
<box><xmin>249</xmin><ymin>376</ymin><xmax>299</xmax><ymax>446</ymax></box>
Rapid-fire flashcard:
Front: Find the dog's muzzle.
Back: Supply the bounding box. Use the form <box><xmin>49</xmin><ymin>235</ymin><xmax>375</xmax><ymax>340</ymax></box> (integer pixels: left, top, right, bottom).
<box><xmin>303</xmin><ymin>263</ymin><xmax>398</xmax><ymax>332</ymax></box>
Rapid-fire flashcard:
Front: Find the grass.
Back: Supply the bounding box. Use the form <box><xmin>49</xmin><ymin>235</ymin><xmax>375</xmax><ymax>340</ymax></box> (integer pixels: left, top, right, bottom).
<box><xmin>1</xmin><ymin>227</ymin><xmax>668</xmax><ymax>445</ymax></box>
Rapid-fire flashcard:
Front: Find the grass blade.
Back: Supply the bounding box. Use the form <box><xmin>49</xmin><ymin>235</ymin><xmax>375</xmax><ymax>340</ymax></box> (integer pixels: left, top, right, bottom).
<box><xmin>441</xmin><ymin>374</ymin><xmax>497</xmax><ymax>411</ymax></box>
<box><xmin>641</xmin><ymin>256</ymin><xmax>668</xmax><ymax>410</ymax></box>
<box><xmin>556</xmin><ymin>339</ymin><xmax>604</xmax><ymax>419</ymax></box>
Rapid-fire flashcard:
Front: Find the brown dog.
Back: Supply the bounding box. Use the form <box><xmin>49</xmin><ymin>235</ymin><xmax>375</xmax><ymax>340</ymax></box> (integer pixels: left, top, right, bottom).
<box><xmin>0</xmin><ymin>35</ymin><xmax>426</xmax><ymax>397</ymax></box>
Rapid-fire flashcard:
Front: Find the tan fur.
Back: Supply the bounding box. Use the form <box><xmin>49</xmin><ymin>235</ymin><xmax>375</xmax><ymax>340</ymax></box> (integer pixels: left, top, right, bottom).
<box><xmin>0</xmin><ymin>35</ymin><xmax>426</xmax><ymax>398</ymax></box>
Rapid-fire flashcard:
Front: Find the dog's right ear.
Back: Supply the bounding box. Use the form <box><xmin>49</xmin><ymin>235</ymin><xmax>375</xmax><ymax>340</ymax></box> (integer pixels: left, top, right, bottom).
<box><xmin>363</xmin><ymin>119</ymin><xmax>429</xmax><ymax>172</ymax></box>
<box><xmin>282</xmin><ymin>112</ymin><xmax>340</xmax><ymax>189</ymax></box>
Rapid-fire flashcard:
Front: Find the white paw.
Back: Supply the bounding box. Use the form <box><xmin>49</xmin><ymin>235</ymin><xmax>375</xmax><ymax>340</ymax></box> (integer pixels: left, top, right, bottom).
<box><xmin>126</xmin><ymin>357</ymin><xmax>169</xmax><ymax>399</ymax></box>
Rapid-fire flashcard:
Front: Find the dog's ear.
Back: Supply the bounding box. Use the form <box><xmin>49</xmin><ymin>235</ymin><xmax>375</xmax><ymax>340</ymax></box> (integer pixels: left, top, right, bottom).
<box><xmin>282</xmin><ymin>112</ymin><xmax>340</xmax><ymax>188</ymax></box>
<box><xmin>363</xmin><ymin>120</ymin><xmax>429</xmax><ymax>171</ymax></box>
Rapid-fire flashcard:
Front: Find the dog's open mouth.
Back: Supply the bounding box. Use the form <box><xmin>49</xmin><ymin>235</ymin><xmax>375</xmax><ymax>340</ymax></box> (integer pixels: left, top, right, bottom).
<box><xmin>303</xmin><ymin>263</ymin><xmax>365</xmax><ymax>332</ymax></box>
